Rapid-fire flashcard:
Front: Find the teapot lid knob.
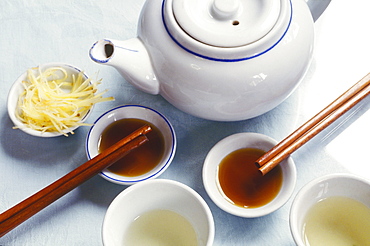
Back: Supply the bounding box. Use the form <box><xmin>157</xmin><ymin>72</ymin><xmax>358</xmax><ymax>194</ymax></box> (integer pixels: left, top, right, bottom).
<box><xmin>211</xmin><ymin>0</ymin><xmax>240</xmax><ymax>20</ymax></box>
<box><xmin>171</xmin><ymin>0</ymin><xmax>281</xmax><ymax>47</ymax></box>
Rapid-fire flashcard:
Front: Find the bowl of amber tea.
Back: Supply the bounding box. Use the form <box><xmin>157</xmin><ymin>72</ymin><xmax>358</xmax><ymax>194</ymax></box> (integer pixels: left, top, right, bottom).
<box><xmin>102</xmin><ymin>179</ymin><xmax>214</xmax><ymax>246</ymax></box>
<box><xmin>203</xmin><ymin>132</ymin><xmax>296</xmax><ymax>218</ymax></box>
<box><xmin>85</xmin><ymin>105</ymin><xmax>176</xmax><ymax>185</ymax></box>
<box><xmin>290</xmin><ymin>173</ymin><xmax>370</xmax><ymax>246</ymax></box>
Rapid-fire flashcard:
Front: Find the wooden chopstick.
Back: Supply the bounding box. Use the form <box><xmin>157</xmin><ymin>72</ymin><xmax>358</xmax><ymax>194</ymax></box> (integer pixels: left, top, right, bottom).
<box><xmin>0</xmin><ymin>125</ymin><xmax>152</xmax><ymax>237</ymax></box>
<box><xmin>256</xmin><ymin>73</ymin><xmax>370</xmax><ymax>175</ymax></box>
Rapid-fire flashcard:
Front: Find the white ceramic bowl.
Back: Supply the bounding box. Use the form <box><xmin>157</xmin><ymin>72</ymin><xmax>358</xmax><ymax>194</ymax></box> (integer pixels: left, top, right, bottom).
<box><xmin>203</xmin><ymin>132</ymin><xmax>296</xmax><ymax>218</ymax></box>
<box><xmin>7</xmin><ymin>62</ymin><xmax>92</xmax><ymax>137</ymax></box>
<box><xmin>85</xmin><ymin>105</ymin><xmax>176</xmax><ymax>185</ymax></box>
<box><xmin>290</xmin><ymin>173</ymin><xmax>370</xmax><ymax>246</ymax></box>
<box><xmin>102</xmin><ymin>179</ymin><xmax>214</xmax><ymax>246</ymax></box>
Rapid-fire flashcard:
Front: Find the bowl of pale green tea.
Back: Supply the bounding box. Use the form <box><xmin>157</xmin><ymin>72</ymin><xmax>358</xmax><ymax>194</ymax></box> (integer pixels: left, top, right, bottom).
<box><xmin>85</xmin><ymin>105</ymin><xmax>176</xmax><ymax>185</ymax></box>
<box><xmin>102</xmin><ymin>179</ymin><xmax>214</xmax><ymax>246</ymax></box>
<box><xmin>290</xmin><ymin>173</ymin><xmax>370</xmax><ymax>246</ymax></box>
<box><xmin>202</xmin><ymin>132</ymin><xmax>297</xmax><ymax>218</ymax></box>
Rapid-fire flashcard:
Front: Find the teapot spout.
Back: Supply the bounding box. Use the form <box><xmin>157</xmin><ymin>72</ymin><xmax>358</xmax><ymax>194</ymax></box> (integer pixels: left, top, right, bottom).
<box><xmin>89</xmin><ymin>38</ymin><xmax>159</xmax><ymax>95</ymax></box>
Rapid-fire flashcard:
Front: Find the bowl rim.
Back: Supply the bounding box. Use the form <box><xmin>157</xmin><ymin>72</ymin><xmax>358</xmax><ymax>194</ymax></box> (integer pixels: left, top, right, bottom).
<box><xmin>202</xmin><ymin>132</ymin><xmax>296</xmax><ymax>218</ymax></box>
<box><xmin>85</xmin><ymin>104</ymin><xmax>177</xmax><ymax>185</ymax></box>
<box><xmin>102</xmin><ymin>178</ymin><xmax>215</xmax><ymax>246</ymax></box>
<box><xmin>7</xmin><ymin>62</ymin><xmax>91</xmax><ymax>137</ymax></box>
<box><xmin>289</xmin><ymin>172</ymin><xmax>370</xmax><ymax>245</ymax></box>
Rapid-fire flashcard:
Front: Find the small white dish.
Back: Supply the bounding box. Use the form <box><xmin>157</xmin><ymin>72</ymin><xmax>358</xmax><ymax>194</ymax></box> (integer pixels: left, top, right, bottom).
<box><xmin>85</xmin><ymin>105</ymin><xmax>176</xmax><ymax>185</ymax></box>
<box><xmin>290</xmin><ymin>173</ymin><xmax>370</xmax><ymax>246</ymax></box>
<box><xmin>203</xmin><ymin>132</ymin><xmax>296</xmax><ymax>218</ymax></box>
<box><xmin>7</xmin><ymin>62</ymin><xmax>92</xmax><ymax>137</ymax></box>
<box><xmin>102</xmin><ymin>179</ymin><xmax>214</xmax><ymax>246</ymax></box>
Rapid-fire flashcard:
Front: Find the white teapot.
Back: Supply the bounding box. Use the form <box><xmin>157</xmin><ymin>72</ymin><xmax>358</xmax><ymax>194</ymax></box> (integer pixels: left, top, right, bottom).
<box><xmin>90</xmin><ymin>0</ymin><xmax>314</xmax><ymax>121</ymax></box>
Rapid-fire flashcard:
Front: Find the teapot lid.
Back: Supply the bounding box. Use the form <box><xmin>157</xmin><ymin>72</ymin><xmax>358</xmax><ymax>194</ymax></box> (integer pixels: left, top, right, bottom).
<box><xmin>172</xmin><ymin>0</ymin><xmax>280</xmax><ymax>47</ymax></box>
<box><xmin>163</xmin><ymin>0</ymin><xmax>292</xmax><ymax>61</ymax></box>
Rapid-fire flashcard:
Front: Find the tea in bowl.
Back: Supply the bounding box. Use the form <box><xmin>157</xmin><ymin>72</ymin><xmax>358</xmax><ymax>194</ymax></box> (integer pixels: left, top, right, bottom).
<box><xmin>290</xmin><ymin>173</ymin><xmax>370</xmax><ymax>246</ymax></box>
<box><xmin>85</xmin><ymin>105</ymin><xmax>176</xmax><ymax>185</ymax></box>
<box><xmin>203</xmin><ymin>132</ymin><xmax>296</xmax><ymax>218</ymax></box>
<box><xmin>102</xmin><ymin>179</ymin><xmax>214</xmax><ymax>246</ymax></box>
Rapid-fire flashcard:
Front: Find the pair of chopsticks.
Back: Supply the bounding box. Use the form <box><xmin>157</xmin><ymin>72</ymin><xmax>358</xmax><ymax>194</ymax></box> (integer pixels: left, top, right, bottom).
<box><xmin>256</xmin><ymin>73</ymin><xmax>370</xmax><ymax>175</ymax></box>
<box><xmin>0</xmin><ymin>125</ymin><xmax>152</xmax><ymax>237</ymax></box>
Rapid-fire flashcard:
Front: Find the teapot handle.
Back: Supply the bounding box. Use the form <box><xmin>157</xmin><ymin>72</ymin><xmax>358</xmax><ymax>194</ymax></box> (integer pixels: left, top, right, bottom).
<box><xmin>306</xmin><ymin>0</ymin><xmax>331</xmax><ymax>22</ymax></box>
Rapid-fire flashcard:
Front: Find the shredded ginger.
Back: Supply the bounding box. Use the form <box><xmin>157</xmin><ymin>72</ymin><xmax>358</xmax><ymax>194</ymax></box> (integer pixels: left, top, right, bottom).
<box><xmin>14</xmin><ymin>66</ymin><xmax>114</xmax><ymax>136</ymax></box>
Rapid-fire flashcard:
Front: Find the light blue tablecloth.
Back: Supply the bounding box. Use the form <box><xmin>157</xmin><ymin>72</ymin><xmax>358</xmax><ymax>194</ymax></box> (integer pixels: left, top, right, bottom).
<box><xmin>1</xmin><ymin>1</ymin><xmax>369</xmax><ymax>245</ymax></box>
